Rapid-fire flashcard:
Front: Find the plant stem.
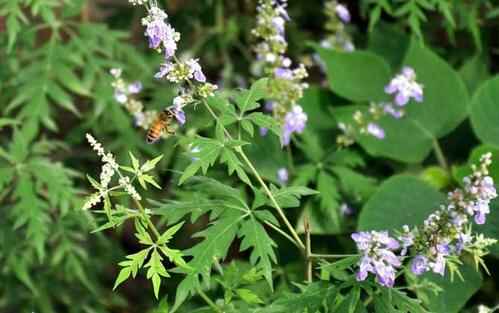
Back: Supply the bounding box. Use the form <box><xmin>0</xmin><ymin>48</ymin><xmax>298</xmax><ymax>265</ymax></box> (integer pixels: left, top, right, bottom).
<box><xmin>309</xmin><ymin>253</ymin><xmax>358</xmax><ymax>259</ymax></box>
<box><xmin>264</xmin><ymin>221</ymin><xmax>301</xmax><ymax>250</ymax></box>
<box><xmin>201</xmin><ymin>100</ymin><xmax>306</xmax><ymax>251</ymax></box>
<box><xmin>133</xmin><ymin>198</ymin><xmax>161</xmax><ymax>239</ymax></box>
<box><xmin>432</xmin><ymin>138</ymin><xmax>448</xmax><ymax>170</ymax></box>
<box><xmin>197</xmin><ymin>287</ymin><xmax>223</xmax><ymax>313</ymax></box>
<box><xmin>304</xmin><ymin>217</ymin><xmax>312</xmax><ymax>283</ymax></box>
<box><xmin>286</xmin><ymin>145</ymin><xmax>295</xmax><ymax>173</ymax></box>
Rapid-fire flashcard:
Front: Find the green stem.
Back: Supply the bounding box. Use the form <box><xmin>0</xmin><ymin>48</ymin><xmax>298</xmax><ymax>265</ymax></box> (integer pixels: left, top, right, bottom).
<box><xmin>197</xmin><ymin>288</ymin><xmax>223</xmax><ymax>313</ymax></box>
<box><xmin>201</xmin><ymin>100</ymin><xmax>306</xmax><ymax>251</ymax></box>
<box><xmin>286</xmin><ymin>145</ymin><xmax>295</xmax><ymax>173</ymax></box>
<box><xmin>432</xmin><ymin>138</ymin><xmax>448</xmax><ymax>170</ymax></box>
<box><xmin>309</xmin><ymin>253</ymin><xmax>358</xmax><ymax>259</ymax></box>
<box><xmin>264</xmin><ymin>221</ymin><xmax>301</xmax><ymax>249</ymax></box>
<box><xmin>304</xmin><ymin>217</ymin><xmax>312</xmax><ymax>283</ymax></box>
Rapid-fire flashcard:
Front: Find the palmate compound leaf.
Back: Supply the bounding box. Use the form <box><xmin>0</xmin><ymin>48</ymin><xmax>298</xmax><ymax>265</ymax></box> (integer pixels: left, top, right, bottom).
<box><xmin>172</xmin><ymin>209</ymin><xmax>247</xmax><ymax>311</ymax></box>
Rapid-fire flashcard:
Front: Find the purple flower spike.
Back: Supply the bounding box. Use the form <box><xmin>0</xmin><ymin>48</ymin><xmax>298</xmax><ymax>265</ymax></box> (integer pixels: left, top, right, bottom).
<box><xmin>128</xmin><ymin>81</ymin><xmax>143</xmax><ymax>94</ymax></box>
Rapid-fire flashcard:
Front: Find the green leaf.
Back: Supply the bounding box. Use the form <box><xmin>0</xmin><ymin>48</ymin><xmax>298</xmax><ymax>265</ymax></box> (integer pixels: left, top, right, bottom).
<box><xmin>470</xmin><ymin>76</ymin><xmax>499</xmax><ymax>147</ymax></box>
<box><xmin>234</xmin><ymin>78</ymin><xmax>268</xmax><ymax>113</ymax></box>
<box><xmin>173</xmin><ymin>210</ymin><xmax>244</xmax><ymax>311</ymax></box>
<box><xmin>220</xmin><ymin>148</ymin><xmax>252</xmax><ymax>186</ymax></box>
<box><xmin>129</xmin><ymin>152</ymin><xmax>140</xmax><ymax>171</ymax></box>
<box><xmin>235</xmin><ymin>288</ymin><xmax>264</xmax><ymax>304</ymax></box>
<box><xmin>358</xmin><ymin>175</ymin><xmax>445</xmax><ymax>231</ymax></box>
<box><xmin>145</xmin><ymin>249</ymin><xmax>170</xmax><ymax>299</ymax></box>
<box><xmin>247</xmin><ymin>112</ymin><xmax>281</xmax><ymax>137</ymax></box>
<box><xmin>178</xmin><ymin>138</ymin><xmax>223</xmax><ymax>184</ymax></box>
<box><xmin>419</xmin><ymin>166</ymin><xmax>451</xmax><ymax>190</ymax></box>
<box><xmin>314</xmin><ymin>46</ymin><xmax>392</xmax><ymax>102</ymax></box>
<box><xmin>459</xmin><ymin>54</ymin><xmax>490</xmax><ymax>95</ymax></box>
<box><xmin>238</xmin><ymin>216</ymin><xmax>277</xmax><ymax>289</ymax></box>
<box><xmin>114</xmin><ymin>248</ymin><xmax>151</xmax><ymax>289</ymax></box>
<box><xmin>270</xmin><ymin>282</ymin><xmax>336</xmax><ymax>313</ymax></box>
<box><xmin>368</xmin><ymin>23</ymin><xmax>410</xmax><ymax>68</ymax></box>
<box><xmin>271</xmin><ymin>185</ymin><xmax>318</xmax><ymax>209</ymax></box>
<box><xmin>157</xmin><ymin>222</ymin><xmax>185</xmax><ymax>245</ymax></box>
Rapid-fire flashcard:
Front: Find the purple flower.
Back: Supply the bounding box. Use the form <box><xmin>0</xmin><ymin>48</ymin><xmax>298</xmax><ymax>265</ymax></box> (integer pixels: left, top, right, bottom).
<box><xmin>259</xmin><ymin>127</ymin><xmax>269</xmax><ymax>136</ymax></box>
<box><xmin>155</xmin><ymin>62</ymin><xmax>174</xmax><ymax>79</ymax></box>
<box><xmin>114</xmin><ymin>91</ymin><xmax>127</xmax><ymax>104</ymax></box>
<box><xmin>143</xmin><ymin>7</ymin><xmax>179</xmax><ymax>59</ymax></box>
<box><xmin>367</xmin><ymin>123</ymin><xmax>385</xmax><ymax>139</ymax></box>
<box><xmin>186</xmin><ymin>59</ymin><xmax>206</xmax><ymax>82</ymax></box>
<box><xmin>277</xmin><ymin>167</ymin><xmax>288</xmax><ymax>184</ymax></box>
<box><xmin>411</xmin><ymin>255</ymin><xmax>429</xmax><ymax>275</ymax></box>
<box><xmin>398</xmin><ymin>225</ymin><xmax>414</xmax><ymax>256</ymax></box>
<box><xmin>275</xmin><ymin>67</ymin><xmax>294</xmax><ymax>80</ymax></box>
<box><xmin>281</xmin><ymin>105</ymin><xmax>307</xmax><ymax>146</ymax></box>
<box><xmin>264</xmin><ymin>101</ymin><xmax>274</xmax><ymax>112</ymax></box>
<box><xmin>335</xmin><ymin>4</ymin><xmax>351</xmax><ymax>23</ymax></box>
<box><xmin>352</xmin><ymin>231</ymin><xmax>402</xmax><ymax>287</ymax></box>
<box><xmin>430</xmin><ymin>255</ymin><xmax>446</xmax><ymax>276</ymax></box>
<box><xmin>128</xmin><ymin>81</ymin><xmax>143</xmax><ymax>94</ymax></box>
<box><xmin>340</xmin><ymin>203</ymin><xmax>354</xmax><ymax>216</ymax></box>
<box><xmin>384</xmin><ymin>66</ymin><xmax>423</xmax><ymax>106</ymax></box>
<box><xmin>383</xmin><ymin>103</ymin><xmax>404</xmax><ymax>119</ymax></box>
<box><xmin>172</xmin><ymin>96</ymin><xmax>187</xmax><ymax>125</ymax></box>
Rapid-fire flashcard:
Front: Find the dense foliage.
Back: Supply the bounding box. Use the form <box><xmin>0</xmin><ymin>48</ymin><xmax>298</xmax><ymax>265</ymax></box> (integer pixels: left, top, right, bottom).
<box><xmin>1</xmin><ymin>0</ymin><xmax>499</xmax><ymax>312</ymax></box>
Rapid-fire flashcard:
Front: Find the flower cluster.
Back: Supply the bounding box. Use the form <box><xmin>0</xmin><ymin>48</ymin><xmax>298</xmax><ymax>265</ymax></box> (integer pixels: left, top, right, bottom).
<box><xmin>82</xmin><ymin>134</ymin><xmax>142</xmax><ymax>210</ymax></box>
<box><xmin>408</xmin><ymin>153</ymin><xmax>497</xmax><ymax>276</ymax></box>
<box><xmin>137</xmin><ymin>1</ymin><xmax>217</xmax><ymax>124</ymax></box>
<box><xmin>252</xmin><ymin>0</ymin><xmax>309</xmax><ymax>146</ymax></box>
<box><xmin>385</xmin><ymin>67</ymin><xmax>424</xmax><ymax>106</ymax></box>
<box><xmin>110</xmin><ymin>68</ymin><xmax>159</xmax><ymax>130</ymax></box>
<box><xmin>352</xmin><ymin>231</ymin><xmax>401</xmax><ymax>287</ymax></box>
<box><xmin>352</xmin><ymin>153</ymin><xmax>497</xmax><ymax>285</ymax></box>
<box><xmin>319</xmin><ymin>1</ymin><xmax>354</xmax><ymax>53</ymax></box>
<box><xmin>337</xmin><ymin>67</ymin><xmax>422</xmax><ymax>146</ymax></box>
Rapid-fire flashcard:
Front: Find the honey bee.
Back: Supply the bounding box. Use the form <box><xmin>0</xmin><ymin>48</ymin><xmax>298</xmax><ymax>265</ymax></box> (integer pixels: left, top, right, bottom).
<box><xmin>146</xmin><ymin>109</ymin><xmax>176</xmax><ymax>144</ymax></box>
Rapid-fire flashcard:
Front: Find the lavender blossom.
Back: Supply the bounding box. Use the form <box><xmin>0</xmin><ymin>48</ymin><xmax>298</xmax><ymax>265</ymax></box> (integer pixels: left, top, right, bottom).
<box><xmin>411</xmin><ymin>255</ymin><xmax>429</xmax><ymax>275</ymax></box>
<box><xmin>277</xmin><ymin>168</ymin><xmax>289</xmax><ymax>184</ymax></box>
<box><xmin>335</xmin><ymin>3</ymin><xmax>350</xmax><ymax>23</ymax></box>
<box><xmin>366</xmin><ymin>123</ymin><xmax>385</xmax><ymax>139</ymax></box>
<box><xmin>340</xmin><ymin>203</ymin><xmax>354</xmax><ymax>216</ymax></box>
<box><xmin>384</xmin><ymin>66</ymin><xmax>424</xmax><ymax>106</ymax></box>
<box><xmin>281</xmin><ymin>105</ymin><xmax>308</xmax><ymax>146</ymax></box>
<box><xmin>352</xmin><ymin>231</ymin><xmax>401</xmax><ymax>287</ymax></box>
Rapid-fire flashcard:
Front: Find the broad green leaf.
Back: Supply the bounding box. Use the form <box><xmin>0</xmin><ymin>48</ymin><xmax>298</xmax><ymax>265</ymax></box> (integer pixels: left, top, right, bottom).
<box><xmin>459</xmin><ymin>54</ymin><xmax>490</xmax><ymax>95</ymax></box>
<box><xmin>358</xmin><ymin>175</ymin><xmax>445</xmax><ymax>231</ymax></box>
<box><xmin>368</xmin><ymin>23</ymin><xmax>410</xmax><ymax>68</ymax></box>
<box><xmin>409</xmin><ymin>263</ymin><xmax>482</xmax><ymax>313</ymax></box>
<box><xmin>315</xmin><ymin>46</ymin><xmax>392</xmax><ymax>102</ymax></box>
<box><xmin>299</xmin><ymin>87</ymin><xmax>338</xmax><ymax>130</ymax></box>
<box><xmin>402</xmin><ymin>39</ymin><xmax>469</xmax><ymax>139</ymax></box>
<box><xmin>470</xmin><ymin>76</ymin><xmax>499</xmax><ymax>147</ymax></box>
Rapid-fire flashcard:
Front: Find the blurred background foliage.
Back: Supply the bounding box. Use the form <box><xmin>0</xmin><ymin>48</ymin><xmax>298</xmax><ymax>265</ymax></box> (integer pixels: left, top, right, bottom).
<box><xmin>1</xmin><ymin>0</ymin><xmax>499</xmax><ymax>312</ymax></box>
